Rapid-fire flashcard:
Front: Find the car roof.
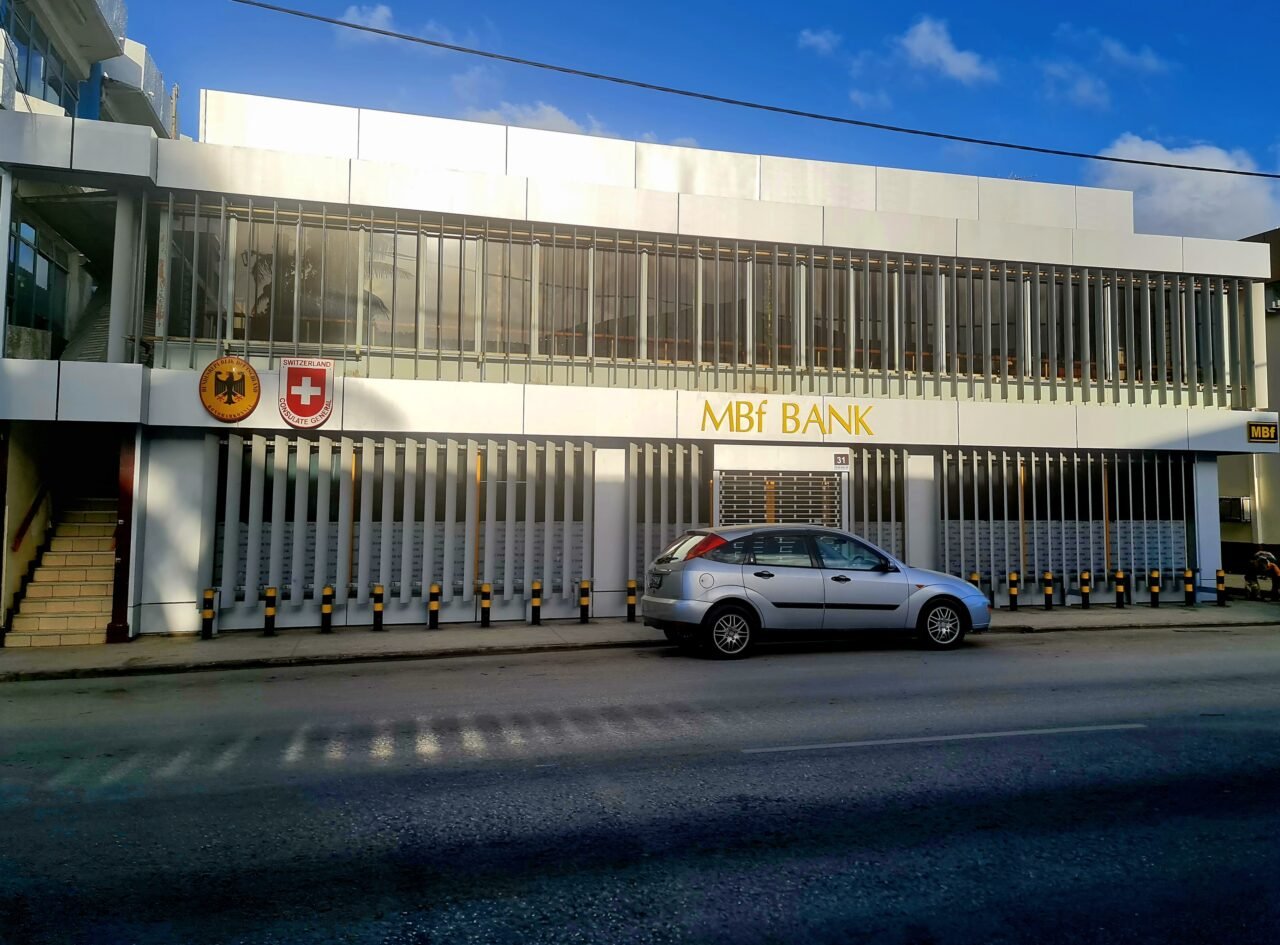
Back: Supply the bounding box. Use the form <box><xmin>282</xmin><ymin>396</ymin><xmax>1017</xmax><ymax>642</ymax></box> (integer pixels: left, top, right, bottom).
<box><xmin>704</xmin><ymin>523</ymin><xmax>848</xmax><ymax>539</ymax></box>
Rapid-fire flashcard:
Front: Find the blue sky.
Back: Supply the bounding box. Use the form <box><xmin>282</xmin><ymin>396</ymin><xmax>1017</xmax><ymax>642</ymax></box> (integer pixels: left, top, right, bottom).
<box><xmin>124</xmin><ymin>1</ymin><xmax>1280</xmax><ymax>239</ymax></box>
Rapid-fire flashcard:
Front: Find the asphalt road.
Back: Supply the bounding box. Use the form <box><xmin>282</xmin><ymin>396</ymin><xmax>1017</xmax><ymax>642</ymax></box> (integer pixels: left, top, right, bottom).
<box><xmin>2</xmin><ymin>626</ymin><xmax>1279</xmax><ymax>945</ymax></box>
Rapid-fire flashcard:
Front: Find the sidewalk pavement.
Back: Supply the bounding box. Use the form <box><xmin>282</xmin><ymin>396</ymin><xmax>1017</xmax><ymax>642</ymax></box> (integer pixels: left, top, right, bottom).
<box><xmin>1</xmin><ymin>601</ymin><xmax>1276</xmax><ymax>683</ymax></box>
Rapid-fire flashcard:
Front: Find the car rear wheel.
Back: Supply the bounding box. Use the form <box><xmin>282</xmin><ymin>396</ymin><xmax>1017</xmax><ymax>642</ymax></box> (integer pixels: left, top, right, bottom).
<box><xmin>703</xmin><ymin>605</ymin><xmax>756</xmax><ymax>659</ymax></box>
<box><xmin>918</xmin><ymin>599</ymin><xmax>968</xmax><ymax>650</ymax></box>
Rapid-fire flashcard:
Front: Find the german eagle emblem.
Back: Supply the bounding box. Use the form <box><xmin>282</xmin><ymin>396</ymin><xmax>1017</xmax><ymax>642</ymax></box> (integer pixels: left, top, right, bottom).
<box><xmin>214</xmin><ymin>370</ymin><xmax>246</xmax><ymax>405</ymax></box>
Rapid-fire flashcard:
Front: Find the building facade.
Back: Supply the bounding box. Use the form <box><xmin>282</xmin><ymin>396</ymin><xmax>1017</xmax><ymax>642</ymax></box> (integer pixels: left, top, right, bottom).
<box><xmin>0</xmin><ymin>89</ymin><xmax>1274</xmax><ymax>645</ymax></box>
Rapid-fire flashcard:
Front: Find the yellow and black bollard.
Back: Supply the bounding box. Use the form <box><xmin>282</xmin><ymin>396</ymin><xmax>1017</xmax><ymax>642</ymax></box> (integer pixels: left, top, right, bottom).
<box><xmin>1007</xmin><ymin>571</ymin><xmax>1019</xmax><ymax>611</ymax></box>
<box><xmin>201</xmin><ymin>588</ymin><xmax>216</xmax><ymax>640</ymax></box>
<box><xmin>531</xmin><ymin>580</ymin><xmax>542</xmax><ymax>625</ymax></box>
<box><xmin>1115</xmin><ymin>570</ymin><xmax>1126</xmax><ymax>609</ymax></box>
<box><xmin>1042</xmin><ymin>571</ymin><xmax>1054</xmax><ymax>611</ymax></box>
<box><xmin>1216</xmin><ymin>569</ymin><xmax>1227</xmax><ymax>607</ymax></box>
<box><xmin>480</xmin><ymin>582</ymin><xmax>492</xmax><ymax>627</ymax></box>
<box><xmin>626</xmin><ymin>579</ymin><xmax>637</xmax><ymax>622</ymax></box>
<box><xmin>263</xmin><ymin>586</ymin><xmax>277</xmax><ymax>637</ymax></box>
<box><xmin>1184</xmin><ymin>568</ymin><xmax>1195</xmax><ymax>607</ymax></box>
<box><xmin>968</xmin><ymin>571</ymin><xmax>980</xmax><ymax>590</ymax></box>
<box><xmin>1149</xmin><ymin>569</ymin><xmax>1160</xmax><ymax>608</ymax></box>
<box><xmin>321</xmin><ymin>585</ymin><xmax>334</xmax><ymax>634</ymax></box>
<box><xmin>428</xmin><ymin>583</ymin><xmax>441</xmax><ymax>629</ymax></box>
<box><xmin>1080</xmin><ymin>570</ymin><xmax>1091</xmax><ymax>609</ymax></box>
<box><xmin>372</xmin><ymin>584</ymin><xmax>385</xmax><ymax>631</ymax></box>
<box><xmin>579</xmin><ymin>580</ymin><xmax>591</xmax><ymax>624</ymax></box>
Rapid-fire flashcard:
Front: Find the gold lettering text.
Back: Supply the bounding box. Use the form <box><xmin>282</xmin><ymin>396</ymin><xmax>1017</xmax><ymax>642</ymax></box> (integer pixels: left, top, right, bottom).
<box><xmin>827</xmin><ymin>405</ymin><xmax>853</xmax><ymax>436</ymax></box>
<box><xmin>802</xmin><ymin>404</ymin><xmax>827</xmax><ymax>435</ymax></box>
<box><xmin>854</xmin><ymin>405</ymin><xmax>874</xmax><ymax>436</ymax></box>
<box><xmin>702</xmin><ymin>401</ymin><xmax>734</xmax><ymax>432</ymax></box>
<box><xmin>782</xmin><ymin>402</ymin><xmax>800</xmax><ymax>433</ymax></box>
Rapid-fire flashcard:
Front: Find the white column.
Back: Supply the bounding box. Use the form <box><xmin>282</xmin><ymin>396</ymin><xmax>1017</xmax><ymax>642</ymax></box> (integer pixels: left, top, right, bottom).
<box><xmin>0</xmin><ymin>168</ymin><xmax>11</xmax><ymax>358</ymax></box>
<box><xmin>1193</xmin><ymin>457</ymin><xmax>1222</xmax><ymax>598</ymax></box>
<box><xmin>108</xmin><ymin>191</ymin><xmax>140</xmax><ymax>363</ymax></box>
<box><xmin>591</xmin><ymin>448</ymin><xmax>627</xmax><ymax>617</ymax></box>
<box><xmin>1251</xmin><ymin>282</ymin><xmax>1269</xmax><ymax>409</ymax></box>
<box><xmin>904</xmin><ymin>452</ymin><xmax>939</xmax><ymax>570</ymax></box>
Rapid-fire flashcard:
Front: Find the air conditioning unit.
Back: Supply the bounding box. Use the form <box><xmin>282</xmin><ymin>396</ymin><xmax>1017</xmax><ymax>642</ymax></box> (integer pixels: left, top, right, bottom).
<box><xmin>1269</xmin><ymin>300</ymin><xmax>1280</xmax><ymax>312</ymax></box>
<box><xmin>1219</xmin><ymin>496</ymin><xmax>1253</xmax><ymax>523</ymax></box>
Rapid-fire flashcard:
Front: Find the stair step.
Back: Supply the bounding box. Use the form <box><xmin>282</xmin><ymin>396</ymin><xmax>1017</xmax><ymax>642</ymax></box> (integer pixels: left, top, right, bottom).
<box><xmin>54</xmin><ymin>523</ymin><xmax>115</xmax><ymax>538</ymax></box>
<box><xmin>11</xmin><ymin>614</ymin><xmax>107</xmax><ymax>633</ymax></box>
<box><xmin>68</xmin><ymin>498</ymin><xmax>116</xmax><ymax>511</ymax></box>
<box><xmin>63</xmin><ymin>511</ymin><xmax>116</xmax><ymax>524</ymax></box>
<box><xmin>25</xmin><ymin>582</ymin><xmax>112</xmax><ymax>599</ymax></box>
<box><xmin>19</xmin><ymin>596</ymin><xmax>112</xmax><ymax>616</ymax></box>
<box><xmin>49</xmin><ymin>537</ymin><xmax>115</xmax><ymax>553</ymax></box>
<box><xmin>33</xmin><ymin>566</ymin><xmax>115</xmax><ymax>583</ymax></box>
<box><xmin>36</xmin><ymin>552</ymin><xmax>115</xmax><ymax>569</ymax></box>
<box><xmin>5</xmin><ymin>631</ymin><xmax>109</xmax><ymax>647</ymax></box>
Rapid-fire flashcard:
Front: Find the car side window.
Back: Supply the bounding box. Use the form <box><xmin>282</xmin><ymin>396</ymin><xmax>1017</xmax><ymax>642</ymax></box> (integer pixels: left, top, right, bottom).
<box><xmin>749</xmin><ymin>534</ymin><xmax>815</xmax><ymax>568</ymax></box>
<box><xmin>814</xmin><ymin>534</ymin><xmax>886</xmax><ymax>571</ymax></box>
<box><xmin>704</xmin><ymin>538</ymin><xmax>748</xmax><ymax>564</ymax></box>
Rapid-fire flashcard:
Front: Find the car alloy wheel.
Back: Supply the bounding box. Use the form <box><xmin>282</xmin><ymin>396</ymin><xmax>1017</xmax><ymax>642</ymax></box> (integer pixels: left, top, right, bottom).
<box><xmin>924</xmin><ymin>602</ymin><xmax>963</xmax><ymax>648</ymax></box>
<box><xmin>710</xmin><ymin>611</ymin><xmax>752</xmax><ymax>657</ymax></box>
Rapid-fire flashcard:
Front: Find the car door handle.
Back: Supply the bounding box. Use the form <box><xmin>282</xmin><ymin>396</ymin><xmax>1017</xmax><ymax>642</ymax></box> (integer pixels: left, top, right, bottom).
<box><xmin>753</xmin><ymin>570</ymin><xmax>775</xmax><ymax>579</ymax></box>
<box><xmin>831</xmin><ymin>574</ymin><xmax>851</xmax><ymax>583</ymax></box>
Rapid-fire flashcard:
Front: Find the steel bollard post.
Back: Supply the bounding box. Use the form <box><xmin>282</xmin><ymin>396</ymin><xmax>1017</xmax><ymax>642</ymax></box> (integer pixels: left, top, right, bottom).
<box><xmin>1008</xmin><ymin>571</ymin><xmax>1019</xmax><ymax>611</ymax></box>
<box><xmin>1184</xmin><ymin>568</ymin><xmax>1195</xmax><ymax>607</ymax></box>
<box><xmin>579</xmin><ymin>579</ymin><xmax>590</xmax><ymax>624</ymax></box>
<box><xmin>968</xmin><ymin>571</ymin><xmax>980</xmax><ymax>589</ymax></box>
<box><xmin>201</xmin><ymin>588</ymin><xmax>216</xmax><ymax>640</ymax></box>
<box><xmin>1081</xmin><ymin>570</ymin><xmax>1091</xmax><ymax>609</ymax></box>
<box><xmin>321</xmin><ymin>585</ymin><xmax>334</xmax><ymax>633</ymax></box>
<box><xmin>1115</xmin><ymin>570</ymin><xmax>1126</xmax><ymax>609</ymax></box>
<box><xmin>480</xmin><ymin>582</ymin><xmax>492</xmax><ymax>628</ymax></box>
<box><xmin>626</xmin><ymin>579</ymin><xmax>637</xmax><ymax>622</ymax></box>
<box><xmin>1149</xmin><ymin>569</ymin><xmax>1160</xmax><ymax>608</ymax></box>
<box><xmin>531</xmin><ymin>580</ymin><xmax>542</xmax><ymax>625</ymax></box>
<box><xmin>428</xmin><ymin>583</ymin><xmax>440</xmax><ymax>629</ymax></box>
<box><xmin>372</xmin><ymin>584</ymin><xmax>385</xmax><ymax>631</ymax></box>
<box><xmin>263</xmin><ymin>586</ymin><xmax>277</xmax><ymax>637</ymax></box>
<box><xmin>1216</xmin><ymin>569</ymin><xmax>1227</xmax><ymax>607</ymax></box>
<box><xmin>1043</xmin><ymin>571</ymin><xmax>1054</xmax><ymax>611</ymax></box>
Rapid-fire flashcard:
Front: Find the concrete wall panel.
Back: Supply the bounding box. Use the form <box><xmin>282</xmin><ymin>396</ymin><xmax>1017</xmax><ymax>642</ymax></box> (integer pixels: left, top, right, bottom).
<box><xmin>1074</xmin><ymin>186</ymin><xmax>1133</xmax><ymax>233</ymax></box>
<box><xmin>58</xmin><ymin>362</ymin><xmax>146</xmax><ymax>423</ymax></box>
<box><xmin>71</xmin><ymin>120</ymin><xmax>156</xmax><ymax>178</ymax></box>
<box><xmin>637</xmin><ymin>143</ymin><xmax>758</xmax><ymax>200</ymax></box>
<box><xmin>525</xmin><ymin>386</ymin><xmax>677</xmax><ymax>439</ymax></box>
<box><xmin>876</xmin><ymin>167</ymin><xmax>978</xmax><ymax>220</ymax></box>
<box><xmin>1075</xmin><ymin>405</ymin><xmax>1189</xmax><ymax>451</ymax></box>
<box><xmin>678</xmin><ymin>193</ymin><xmax>822</xmax><ymax>245</ymax></box>
<box><xmin>958</xmin><ymin>402</ymin><xmax>1076</xmax><ymax>449</ymax></box>
<box><xmin>527</xmin><ymin>179</ymin><xmax>676</xmax><ymax>233</ymax></box>
<box><xmin>978</xmin><ymin>178</ymin><xmax>1075</xmax><ymax>229</ymax></box>
<box><xmin>0</xmin><ymin>360</ymin><xmax>58</xmax><ymax>420</ymax></box>
<box><xmin>357</xmin><ymin>108</ymin><xmax>506</xmax><ymax>174</ymax></box>
<box><xmin>957</xmin><ymin>219</ymin><xmax>1073</xmax><ymax>267</ymax></box>
<box><xmin>0</xmin><ymin>110</ymin><xmax>72</xmax><ymax>168</ymax></box>
<box><xmin>350</xmin><ymin>160</ymin><xmax>527</xmax><ymax>219</ymax></box>
<box><xmin>156</xmin><ymin>138</ymin><xmax>350</xmax><ymax>204</ymax></box>
<box><xmin>1071</xmin><ymin>230</ymin><xmax>1183</xmax><ymax>273</ymax></box>
<box><xmin>200</xmin><ymin>89</ymin><xmax>358</xmax><ymax>158</ymax></box>
<box><xmin>506</xmin><ymin>126</ymin><xmax>635</xmax><ymax>189</ymax></box>
<box><xmin>760</xmin><ymin>155</ymin><xmax>875</xmax><ymax>210</ymax></box>
<box><xmin>1181</xmin><ymin>237</ymin><xmax>1271</xmax><ymax>280</ymax></box>
<box><xmin>341</xmin><ymin>377</ymin><xmax>524</xmax><ymax>435</ymax></box>
<box><xmin>824</xmin><ymin>206</ymin><xmax>957</xmax><ymax>257</ymax></box>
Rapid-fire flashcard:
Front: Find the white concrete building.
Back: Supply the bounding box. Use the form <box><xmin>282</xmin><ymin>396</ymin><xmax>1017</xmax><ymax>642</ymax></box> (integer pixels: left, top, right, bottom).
<box><xmin>0</xmin><ymin>89</ymin><xmax>1274</xmax><ymax>645</ymax></box>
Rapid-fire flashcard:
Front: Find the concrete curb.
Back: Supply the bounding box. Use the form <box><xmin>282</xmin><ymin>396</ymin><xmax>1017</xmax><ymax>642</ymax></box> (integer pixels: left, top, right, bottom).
<box><xmin>5</xmin><ymin>616</ymin><xmax>1275</xmax><ymax>683</ymax></box>
<box><xmin>0</xmin><ymin>638</ymin><xmax>669</xmax><ymax>684</ymax></box>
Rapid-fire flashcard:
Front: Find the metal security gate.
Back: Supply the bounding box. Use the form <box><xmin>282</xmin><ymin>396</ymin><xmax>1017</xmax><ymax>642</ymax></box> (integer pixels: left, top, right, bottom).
<box><xmin>940</xmin><ymin>448</ymin><xmax>1196</xmax><ymax>605</ymax></box>
<box><xmin>713</xmin><ymin>448</ymin><xmax>906</xmax><ymax>557</ymax></box>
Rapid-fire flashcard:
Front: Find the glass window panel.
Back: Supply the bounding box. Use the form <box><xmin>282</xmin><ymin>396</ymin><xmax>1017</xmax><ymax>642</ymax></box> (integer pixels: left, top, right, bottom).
<box><xmin>439</xmin><ymin>235</ymin><xmax>460</xmax><ymax>352</ymax></box>
<box><xmin>271</xmin><ymin>218</ymin><xmax>296</xmax><ymax>345</ymax></box>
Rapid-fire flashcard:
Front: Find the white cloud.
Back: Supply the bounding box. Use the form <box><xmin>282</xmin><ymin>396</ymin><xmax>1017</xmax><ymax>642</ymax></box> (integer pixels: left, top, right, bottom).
<box><xmin>1042</xmin><ymin>62</ymin><xmax>1109</xmax><ymax>109</ymax></box>
<box><xmin>1089</xmin><ymin>133</ymin><xmax>1280</xmax><ymax>239</ymax></box>
<box><xmin>449</xmin><ymin>65</ymin><xmax>501</xmax><ymax>105</ymax></box>
<box><xmin>898</xmin><ymin>17</ymin><xmax>997</xmax><ymax>84</ymax></box>
<box><xmin>337</xmin><ymin>4</ymin><xmax>395</xmax><ymax>41</ymax></box>
<box><xmin>798</xmin><ymin>28</ymin><xmax>842</xmax><ymax>56</ymax></box>
<box><xmin>1099</xmin><ymin>37</ymin><xmax>1168</xmax><ymax>73</ymax></box>
<box><xmin>849</xmin><ymin>88</ymin><xmax>891</xmax><ymax>110</ymax></box>
<box><xmin>464</xmin><ymin>102</ymin><xmax>613</xmax><ymax>137</ymax></box>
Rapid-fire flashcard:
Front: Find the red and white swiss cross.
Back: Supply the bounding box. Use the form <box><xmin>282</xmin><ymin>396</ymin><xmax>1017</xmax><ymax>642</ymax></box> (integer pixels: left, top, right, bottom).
<box><xmin>278</xmin><ymin>358</ymin><xmax>335</xmax><ymax>429</ymax></box>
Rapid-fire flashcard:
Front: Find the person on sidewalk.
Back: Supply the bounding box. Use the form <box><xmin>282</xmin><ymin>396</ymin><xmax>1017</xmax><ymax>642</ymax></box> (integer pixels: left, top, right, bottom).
<box><xmin>1246</xmin><ymin>549</ymin><xmax>1279</xmax><ymax>601</ymax></box>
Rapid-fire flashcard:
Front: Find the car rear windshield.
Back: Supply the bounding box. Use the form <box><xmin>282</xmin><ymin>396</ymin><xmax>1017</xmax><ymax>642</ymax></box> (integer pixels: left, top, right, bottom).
<box><xmin>653</xmin><ymin>532</ymin><xmax>711</xmax><ymax>564</ymax></box>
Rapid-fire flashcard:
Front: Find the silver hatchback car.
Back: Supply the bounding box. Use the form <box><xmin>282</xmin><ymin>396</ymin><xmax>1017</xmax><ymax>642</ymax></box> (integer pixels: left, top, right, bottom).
<box><xmin>642</xmin><ymin>524</ymin><xmax>990</xmax><ymax>658</ymax></box>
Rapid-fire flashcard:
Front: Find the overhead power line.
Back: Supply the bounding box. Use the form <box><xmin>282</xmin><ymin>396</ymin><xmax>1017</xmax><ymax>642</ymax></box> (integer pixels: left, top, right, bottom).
<box><xmin>230</xmin><ymin>0</ymin><xmax>1280</xmax><ymax>182</ymax></box>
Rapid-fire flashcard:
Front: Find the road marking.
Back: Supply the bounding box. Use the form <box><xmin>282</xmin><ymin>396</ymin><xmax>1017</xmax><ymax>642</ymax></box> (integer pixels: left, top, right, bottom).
<box><xmin>212</xmin><ymin>734</ymin><xmax>252</xmax><ymax>771</ymax></box>
<box><xmin>369</xmin><ymin>721</ymin><xmax>395</xmax><ymax>761</ymax></box>
<box><xmin>283</xmin><ymin>724</ymin><xmax>311</xmax><ymax>765</ymax></box>
<box><xmin>414</xmin><ymin>717</ymin><xmax>440</xmax><ymax>760</ymax></box>
<box><xmin>742</xmin><ymin>723</ymin><xmax>1148</xmax><ymax>755</ymax></box>
<box><xmin>45</xmin><ymin>758</ymin><xmax>93</xmax><ymax>789</ymax></box>
<box><xmin>156</xmin><ymin>748</ymin><xmax>195</xmax><ymax>779</ymax></box>
<box><xmin>100</xmin><ymin>752</ymin><xmax>148</xmax><ymax>784</ymax></box>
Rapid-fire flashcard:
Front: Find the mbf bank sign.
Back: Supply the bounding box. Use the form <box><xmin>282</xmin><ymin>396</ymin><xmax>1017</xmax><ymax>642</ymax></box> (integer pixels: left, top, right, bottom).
<box><xmin>699</xmin><ymin>399</ymin><xmax>875</xmax><ymax>437</ymax></box>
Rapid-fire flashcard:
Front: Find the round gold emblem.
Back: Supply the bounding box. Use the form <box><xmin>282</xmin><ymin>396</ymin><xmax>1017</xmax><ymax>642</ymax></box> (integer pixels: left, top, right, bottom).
<box><xmin>198</xmin><ymin>356</ymin><xmax>261</xmax><ymax>423</ymax></box>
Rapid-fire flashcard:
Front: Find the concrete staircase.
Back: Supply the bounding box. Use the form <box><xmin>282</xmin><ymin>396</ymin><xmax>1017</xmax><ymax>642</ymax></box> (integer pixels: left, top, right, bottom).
<box><xmin>6</xmin><ymin>501</ymin><xmax>117</xmax><ymax>647</ymax></box>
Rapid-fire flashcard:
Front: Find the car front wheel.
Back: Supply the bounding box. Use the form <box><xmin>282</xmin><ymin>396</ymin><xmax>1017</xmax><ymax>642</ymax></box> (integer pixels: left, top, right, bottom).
<box><xmin>918</xmin><ymin>598</ymin><xmax>968</xmax><ymax>650</ymax></box>
<box><xmin>703</xmin><ymin>605</ymin><xmax>756</xmax><ymax>659</ymax></box>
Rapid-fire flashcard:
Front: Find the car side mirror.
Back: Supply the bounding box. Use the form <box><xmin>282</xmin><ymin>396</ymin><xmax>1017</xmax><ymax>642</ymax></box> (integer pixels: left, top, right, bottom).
<box><xmin>876</xmin><ymin>560</ymin><xmax>899</xmax><ymax>573</ymax></box>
